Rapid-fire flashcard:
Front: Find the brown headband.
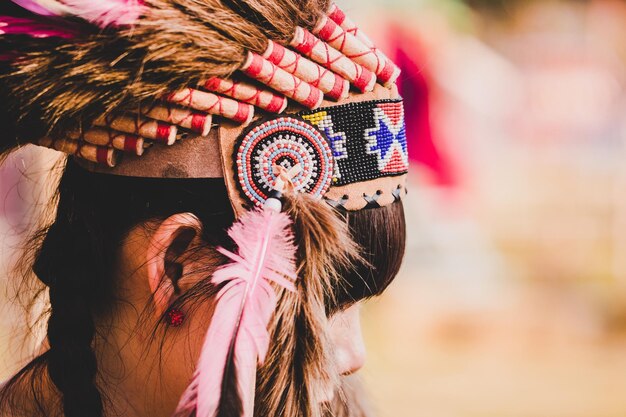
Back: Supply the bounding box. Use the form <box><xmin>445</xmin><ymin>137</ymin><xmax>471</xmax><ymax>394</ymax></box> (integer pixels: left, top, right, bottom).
<box><xmin>77</xmin><ymin>84</ymin><xmax>407</xmax><ymax>215</ymax></box>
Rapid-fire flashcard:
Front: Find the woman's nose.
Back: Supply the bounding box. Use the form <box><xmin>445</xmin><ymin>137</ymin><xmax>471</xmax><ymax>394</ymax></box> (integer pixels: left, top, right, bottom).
<box><xmin>329</xmin><ymin>304</ymin><xmax>367</xmax><ymax>376</ymax></box>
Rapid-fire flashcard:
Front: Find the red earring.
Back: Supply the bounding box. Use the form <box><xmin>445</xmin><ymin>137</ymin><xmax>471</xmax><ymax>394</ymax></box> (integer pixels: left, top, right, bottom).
<box><xmin>166</xmin><ymin>307</ymin><xmax>185</xmax><ymax>327</ymax></box>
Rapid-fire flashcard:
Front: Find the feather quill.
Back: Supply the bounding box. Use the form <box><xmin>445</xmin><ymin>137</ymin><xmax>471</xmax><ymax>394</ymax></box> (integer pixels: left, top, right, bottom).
<box><xmin>174</xmin><ymin>208</ymin><xmax>297</xmax><ymax>417</ymax></box>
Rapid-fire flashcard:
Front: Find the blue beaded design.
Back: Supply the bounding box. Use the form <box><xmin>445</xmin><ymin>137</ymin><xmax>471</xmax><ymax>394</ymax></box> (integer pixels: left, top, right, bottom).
<box><xmin>299</xmin><ymin>98</ymin><xmax>408</xmax><ymax>186</ymax></box>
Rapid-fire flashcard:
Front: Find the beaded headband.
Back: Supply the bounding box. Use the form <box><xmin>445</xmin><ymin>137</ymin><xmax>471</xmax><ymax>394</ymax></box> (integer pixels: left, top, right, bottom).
<box><xmin>79</xmin><ymin>85</ymin><xmax>408</xmax><ymax>212</ymax></box>
<box><xmin>220</xmin><ymin>86</ymin><xmax>407</xmax><ymax>213</ymax></box>
<box><xmin>17</xmin><ymin>1</ymin><xmax>410</xmax><ymax>212</ymax></box>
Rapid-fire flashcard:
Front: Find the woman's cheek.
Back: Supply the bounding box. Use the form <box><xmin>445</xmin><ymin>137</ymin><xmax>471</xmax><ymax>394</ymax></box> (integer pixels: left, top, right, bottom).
<box><xmin>329</xmin><ymin>304</ymin><xmax>367</xmax><ymax>376</ymax></box>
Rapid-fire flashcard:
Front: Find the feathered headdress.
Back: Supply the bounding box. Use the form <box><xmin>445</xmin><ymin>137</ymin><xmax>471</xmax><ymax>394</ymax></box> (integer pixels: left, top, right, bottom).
<box><xmin>0</xmin><ymin>1</ymin><xmax>408</xmax><ymax>416</ymax></box>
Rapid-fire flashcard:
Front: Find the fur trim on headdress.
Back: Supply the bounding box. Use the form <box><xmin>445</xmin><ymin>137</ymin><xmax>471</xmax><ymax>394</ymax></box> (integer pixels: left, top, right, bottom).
<box><xmin>0</xmin><ymin>0</ymin><xmax>328</xmax><ymax>147</ymax></box>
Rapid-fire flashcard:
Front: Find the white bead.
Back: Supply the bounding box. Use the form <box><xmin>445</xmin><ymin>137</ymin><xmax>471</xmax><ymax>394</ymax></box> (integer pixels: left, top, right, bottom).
<box><xmin>264</xmin><ymin>198</ymin><xmax>282</xmax><ymax>213</ymax></box>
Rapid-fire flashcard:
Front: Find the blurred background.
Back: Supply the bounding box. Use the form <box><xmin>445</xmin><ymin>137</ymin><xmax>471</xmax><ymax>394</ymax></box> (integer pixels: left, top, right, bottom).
<box><xmin>3</xmin><ymin>0</ymin><xmax>626</xmax><ymax>416</ymax></box>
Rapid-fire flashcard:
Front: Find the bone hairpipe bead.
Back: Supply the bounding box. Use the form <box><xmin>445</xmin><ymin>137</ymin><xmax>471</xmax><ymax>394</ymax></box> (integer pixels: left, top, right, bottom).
<box><xmin>290</xmin><ymin>27</ymin><xmax>375</xmax><ymax>93</ymax></box>
<box><xmin>37</xmin><ymin>137</ymin><xmax>117</xmax><ymax>167</ymax></box>
<box><xmin>240</xmin><ymin>52</ymin><xmax>324</xmax><ymax>110</ymax></box>
<box><xmin>66</xmin><ymin>128</ymin><xmax>145</xmax><ymax>155</ymax></box>
<box><xmin>313</xmin><ymin>15</ymin><xmax>400</xmax><ymax>87</ymax></box>
<box><xmin>94</xmin><ymin>114</ymin><xmax>177</xmax><ymax>145</ymax></box>
<box><xmin>202</xmin><ymin>77</ymin><xmax>288</xmax><ymax>114</ymax></box>
<box><xmin>327</xmin><ymin>2</ymin><xmax>374</xmax><ymax>48</ymax></box>
<box><xmin>140</xmin><ymin>103</ymin><xmax>213</xmax><ymax>136</ymax></box>
<box><xmin>263</xmin><ymin>40</ymin><xmax>349</xmax><ymax>101</ymax></box>
<box><xmin>326</xmin><ymin>3</ymin><xmax>401</xmax><ymax>86</ymax></box>
<box><xmin>166</xmin><ymin>88</ymin><xmax>254</xmax><ymax>125</ymax></box>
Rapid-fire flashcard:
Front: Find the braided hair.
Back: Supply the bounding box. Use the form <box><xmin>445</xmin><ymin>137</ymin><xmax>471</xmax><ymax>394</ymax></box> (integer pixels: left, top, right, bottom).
<box><xmin>0</xmin><ymin>160</ymin><xmax>234</xmax><ymax>417</ymax></box>
<box><xmin>37</xmin><ymin>222</ymin><xmax>105</xmax><ymax>417</ymax></box>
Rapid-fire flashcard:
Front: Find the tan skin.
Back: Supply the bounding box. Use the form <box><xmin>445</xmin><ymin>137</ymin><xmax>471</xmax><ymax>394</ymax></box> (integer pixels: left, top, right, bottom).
<box><xmin>3</xmin><ymin>213</ymin><xmax>366</xmax><ymax>417</ymax></box>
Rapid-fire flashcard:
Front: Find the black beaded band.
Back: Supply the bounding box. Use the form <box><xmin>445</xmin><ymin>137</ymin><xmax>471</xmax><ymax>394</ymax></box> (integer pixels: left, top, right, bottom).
<box><xmin>299</xmin><ymin>98</ymin><xmax>408</xmax><ymax>187</ymax></box>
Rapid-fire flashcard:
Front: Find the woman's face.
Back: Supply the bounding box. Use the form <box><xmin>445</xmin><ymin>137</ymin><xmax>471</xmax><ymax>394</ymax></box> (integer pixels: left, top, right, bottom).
<box><xmin>329</xmin><ymin>303</ymin><xmax>367</xmax><ymax>376</ymax></box>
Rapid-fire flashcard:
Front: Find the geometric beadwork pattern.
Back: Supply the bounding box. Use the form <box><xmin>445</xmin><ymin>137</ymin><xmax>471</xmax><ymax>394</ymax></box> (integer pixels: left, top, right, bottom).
<box><xmin>365</xmin><ymin>101</ymin><xmax>408</xmax><ymax>173</ymax></box>
<box><xmin>301</xmin><ymin>111</ymin><xmax>348</xmax><ymax>160</ymax></box>
<box><xmin>301</xmin><ymin>110</ymin><xmax>348</xmax><ymax>181</ymax></box>
<box><xmin>235</xmin><ymin>116</ymin><xmax>335</xmax><ymax>207</ymax></box>
<box><xmin>298</xmin><ymin>98</ymin><xmax>407</xmax><ymax>186</ymax></box>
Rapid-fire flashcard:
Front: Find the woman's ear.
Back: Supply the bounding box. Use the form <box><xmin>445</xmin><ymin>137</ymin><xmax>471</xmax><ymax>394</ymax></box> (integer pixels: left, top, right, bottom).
<box><xmin>146</xmin><ymin>213</ymin><xmax>202</xmax><ymax>317</ymax></box>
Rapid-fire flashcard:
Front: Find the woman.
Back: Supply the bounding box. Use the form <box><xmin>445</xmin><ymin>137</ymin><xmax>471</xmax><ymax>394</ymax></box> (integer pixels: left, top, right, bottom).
<box><xmin>0</xmin><ymin>1</ymin><xmax>408</xmax><ymax>416</ymax></box>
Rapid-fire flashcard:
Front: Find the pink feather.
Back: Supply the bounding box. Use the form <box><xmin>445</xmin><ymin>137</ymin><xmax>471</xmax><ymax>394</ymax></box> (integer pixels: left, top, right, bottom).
<box><xmin>9</xmin><ymin>0</ymin><xmax>144</xmax><ymax>28</ymax></box>
<box><xmin>62</xmin><ymin>0</ymin><xmax>144</xmax><ymax>28</ymax></box>
<box><xmin>0</xmin><ymin>16</ymin><xmax>77</xmax><ymax>38</ymax></box>
<box><xmin>173</xmin><ymin>208</ymin><xmax>297</xmax><ymax>417</ymax></box>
